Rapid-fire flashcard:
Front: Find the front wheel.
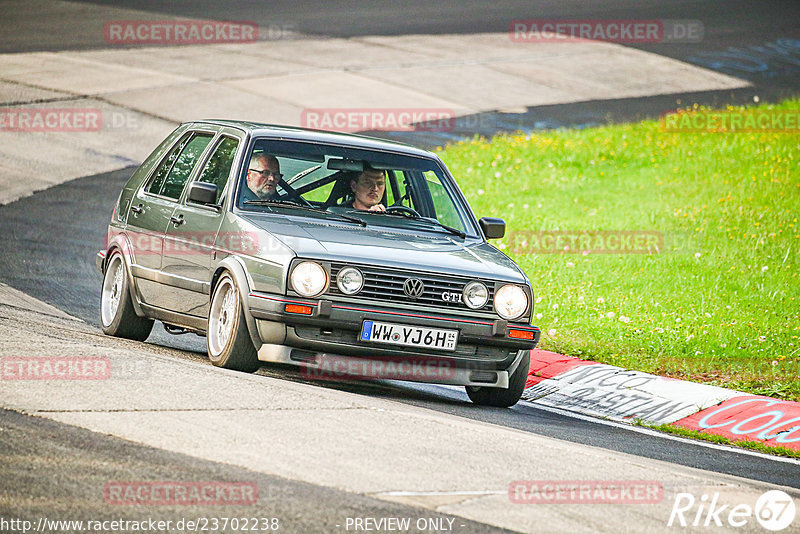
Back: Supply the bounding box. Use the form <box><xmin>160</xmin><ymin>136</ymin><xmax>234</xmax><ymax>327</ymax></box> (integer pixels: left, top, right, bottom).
<box><xmin>207</xmin><ymin>273</ymin><xmax>259</xmax><ymax>373</ymax></box>
<box><xmin>466</xmin><ymin>350</ymin><xmax>530</xmax><ymax>407</ymax></box>
<box><xmin>100</xmin><ymin>251</ymin><xmax>154</xmax><ymax>341</ymax></box>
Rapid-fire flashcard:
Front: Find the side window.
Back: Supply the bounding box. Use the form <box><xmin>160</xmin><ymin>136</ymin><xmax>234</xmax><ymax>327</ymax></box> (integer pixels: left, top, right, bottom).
<box><xmin>425</xmin><ymin>171</ymin><xmax>465</xmax><ymax>231</ymax></box>
<box><xmin>146</xmin><ymin>133</ymin><xmax>192</xmax><ymax>196</ymax></box>
<box><xmin>195</xmin><ymin>136</ymin><xmax>240</xmax><ymax>204</ymax></box>
<box><xmin>161</xmin><ymin>133</ymin><xmax>214</xmax><ymax>199</ymax></box>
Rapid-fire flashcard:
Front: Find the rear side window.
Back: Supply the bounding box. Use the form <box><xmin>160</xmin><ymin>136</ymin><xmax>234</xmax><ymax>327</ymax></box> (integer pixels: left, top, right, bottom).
<box><xmin>146</xmin><ymin>133</ymin><xmax>191</xmax><ymax>196</ymax></box>
<box><xmin>195</xmin><ymin>136</ymin><xmax>240</xmax><ymax>204</ymax></box>
<box><xmin>146</xmin><ymin>132</ymin><xmax>214</xmax><ymax>199</ymax></box>
<box><xmin>161</xmin><ymin>134</ymin><xmax>214</xmax><ymax>199</ymax></box>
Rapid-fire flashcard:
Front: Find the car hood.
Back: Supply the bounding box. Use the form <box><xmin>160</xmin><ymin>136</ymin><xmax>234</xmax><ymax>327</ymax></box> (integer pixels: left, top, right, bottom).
<box><xmin>240</xmin><ymin>213</ymin><xmax>526</xmax><ymax>282</ymax></box>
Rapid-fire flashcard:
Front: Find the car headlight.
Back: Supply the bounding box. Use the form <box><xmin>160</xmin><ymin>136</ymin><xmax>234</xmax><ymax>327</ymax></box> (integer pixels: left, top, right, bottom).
<box><xmin>336</xmin><ymin>266</ymin><xmax>364</xmax><ymax>295</ymax></box>
<box><xmin>494</xmin><ymin>284</ymin><xmax>528</xmax><ymax>320</ymax></box>
<box><xmin>462</xmin><ymin>281</ymin><xmax>489</xmax><ymax>309</ymax></box>
<box><xmin>290</xmin><ymin>261</ymin><xmax>328</xmax><ymax>297</ymax></box>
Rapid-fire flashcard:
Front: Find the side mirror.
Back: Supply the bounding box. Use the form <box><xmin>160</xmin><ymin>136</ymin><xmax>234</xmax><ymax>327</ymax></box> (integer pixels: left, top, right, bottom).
<box><xmin>187</xmin><ymin>182</ymin><xmax>218</xmax><ymax>205</ymax></box>
<box><xmin>479</xmin><ymin>217</ymin><xmax>505</xmax><ymax>239</ymax></box>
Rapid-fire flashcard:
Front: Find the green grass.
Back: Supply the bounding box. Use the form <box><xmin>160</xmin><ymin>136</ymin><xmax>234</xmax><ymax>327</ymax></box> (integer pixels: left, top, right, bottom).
<box><xmin>646</xmin><ymin>423</ymin><xmax>800</xmax><ymax>459</ymax></box>
<box><xmin>437</xmin><ymin>99</ymin><xmax>800</xmax><ymax>401</ymax></box>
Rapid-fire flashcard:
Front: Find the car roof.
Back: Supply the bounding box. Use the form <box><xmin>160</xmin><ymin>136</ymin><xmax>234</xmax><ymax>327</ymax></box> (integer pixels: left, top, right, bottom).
<box><xmin>192</xmin><ymin>119</ymin><xmax>438</xmax><ymax>158</ymax></box>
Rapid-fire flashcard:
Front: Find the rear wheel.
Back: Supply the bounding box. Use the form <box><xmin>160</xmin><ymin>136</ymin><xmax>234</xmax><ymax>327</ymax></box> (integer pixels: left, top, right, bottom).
<box><xmin>207</xmin><ymin>273</ymin><xmax>259</xmax><ymax>373</ymax></box>
<box><xmin>466</xmin><ymin>350</ymin><xmax>530</xmax><ymax>407</ymax></box>
<box><xmin>100</xmin><ymin>252</ymin><xmax>154</xmax><ymax>341</ymax></box>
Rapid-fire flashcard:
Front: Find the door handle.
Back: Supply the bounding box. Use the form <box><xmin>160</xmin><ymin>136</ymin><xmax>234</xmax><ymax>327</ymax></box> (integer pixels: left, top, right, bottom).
<box><xmin>131</xmin><ymin>204</ymin><xmax>144</xmax><ymax>215</ymax></box>
<box><xmin>170</xmin><ymin>215</ymin><xmax>185</xmax><ymax>226</ymax></box>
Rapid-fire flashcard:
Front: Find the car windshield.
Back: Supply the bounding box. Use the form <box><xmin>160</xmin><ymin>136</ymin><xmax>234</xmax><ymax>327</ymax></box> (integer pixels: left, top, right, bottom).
<box><xmin>236</xmin><ymin>139</ymin><xmax>477</xmax><ymax>237</ymax></box>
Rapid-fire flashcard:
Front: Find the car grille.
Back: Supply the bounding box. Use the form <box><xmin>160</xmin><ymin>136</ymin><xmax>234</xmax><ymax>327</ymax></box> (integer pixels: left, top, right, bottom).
<box><xmin>328</xmin><ymin>263</ymin><xmax>495</xmax><ymax>312</ymax></box>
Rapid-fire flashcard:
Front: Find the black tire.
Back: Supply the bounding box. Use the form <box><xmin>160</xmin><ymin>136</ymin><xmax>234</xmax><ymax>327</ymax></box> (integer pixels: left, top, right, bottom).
<box><xmin>207</xmin><ymin>273</ymin><xmax>259</xmax><ymax>373</ymax></box>
<box><xmin>100</xmin><ymin>251</ymin><xmax>154</xmax><ymax>341</ymax></box>
<box><xmin>466</xmin><ymin>350</ymin><xmax>530</xmax><ymax>407</ymax></box>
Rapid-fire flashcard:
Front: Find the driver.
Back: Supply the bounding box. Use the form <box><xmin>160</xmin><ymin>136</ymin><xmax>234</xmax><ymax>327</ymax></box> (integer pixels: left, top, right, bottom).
<box><xmin>349</xmin><ymin>167</ymin><xmax>386</xmax><ymax>212</ymax></box>
<box><xmin>242</xmin><ymin>153</ymin><xmax>281</xmax><ymax>202</ymax></box>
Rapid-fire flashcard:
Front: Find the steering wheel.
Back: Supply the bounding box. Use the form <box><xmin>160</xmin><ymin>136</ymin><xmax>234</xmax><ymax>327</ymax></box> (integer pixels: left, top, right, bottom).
<box><xmin>386</xmin><ymin>205</ymin><xmax>421</xmax><ymax>218</ymax></box>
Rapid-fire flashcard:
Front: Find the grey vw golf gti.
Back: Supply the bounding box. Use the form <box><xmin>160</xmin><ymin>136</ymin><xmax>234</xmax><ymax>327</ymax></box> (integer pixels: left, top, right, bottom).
<box><xmin>98</xmin><ymin>121</ymin><xmax>540</xmax><ymax>406</ymax></box>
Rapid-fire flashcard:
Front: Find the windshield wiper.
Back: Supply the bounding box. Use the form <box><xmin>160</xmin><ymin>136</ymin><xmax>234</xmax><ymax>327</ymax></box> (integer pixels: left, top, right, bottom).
<box><xmin>348</xmin><ymin>209</ymin><xmax>466</xmax><ymax>238</ymax></box>
<box><xmin>244</xmin><ymin>199</ymin><xmax>367</xmax><ymax>227</ymax></box>
<box><xmin>418</xmin><ymin>217</ymin><xmax>467</xmax><ymax>238</ymax></box>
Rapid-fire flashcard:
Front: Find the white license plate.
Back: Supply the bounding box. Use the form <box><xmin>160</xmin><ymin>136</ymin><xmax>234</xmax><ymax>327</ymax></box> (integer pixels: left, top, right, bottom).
<box><xmin>359</xmin><ymin>320</ymin><xmax>458</xmax><ymax>352</ymax></box>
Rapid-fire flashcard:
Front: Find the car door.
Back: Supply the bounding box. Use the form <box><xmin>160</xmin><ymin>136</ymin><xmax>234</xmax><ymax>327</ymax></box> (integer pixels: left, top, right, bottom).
<box><xmin>129</xmin><ymin>130</ymin><xmax>216</xmax><ymax>309</ymax></box>
<box><xmin>161</xmin><ymin>132</ymin><xmax>244</xmax><ymax>317</ymax></box>
<box><xmin>127</xmin><ymin>131</ymin><xmax>192</xmax><ymax>307</ymax></box>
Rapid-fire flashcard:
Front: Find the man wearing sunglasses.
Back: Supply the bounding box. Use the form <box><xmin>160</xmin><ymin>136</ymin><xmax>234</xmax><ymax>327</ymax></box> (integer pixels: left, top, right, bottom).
<box><xmin>242</xmin><ymin>152</ymin><xmax>282</xmax><ymax>202</ymax></box>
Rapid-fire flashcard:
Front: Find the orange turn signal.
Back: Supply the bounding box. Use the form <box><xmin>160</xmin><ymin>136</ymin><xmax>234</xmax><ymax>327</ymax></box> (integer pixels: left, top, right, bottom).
<box><xmin>508</xmin><ymin>329</ymin><xmax>534</xmax><ymax>340</ymax></box>
<box><xmin>285</xmin><ymin>304</ymin><xmax>313</xmax><ymax>315</ymax></box>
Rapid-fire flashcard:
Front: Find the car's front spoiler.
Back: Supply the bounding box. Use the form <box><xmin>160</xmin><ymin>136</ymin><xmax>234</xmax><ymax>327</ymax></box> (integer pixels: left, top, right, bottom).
<box><xmin>95</xmin><ymin>250</ymin><xmax>106</xmax><ymax>273</ymax></box>
<box><xmin>255</xmin><ymin>342</ymin><xmax>523</xmax><ymax>388</ymax></box>
<box><xmin>247</xmin><ymin>291</ymin><xmax>539</xmax><ymax>377</ymax></box>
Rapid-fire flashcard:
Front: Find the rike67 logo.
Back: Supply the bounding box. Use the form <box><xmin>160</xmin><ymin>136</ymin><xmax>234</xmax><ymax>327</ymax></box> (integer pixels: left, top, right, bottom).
<box><xmin>668</xmin><ymin>490</ymin><xmax>796</xmax><ymax>531</ymax></box>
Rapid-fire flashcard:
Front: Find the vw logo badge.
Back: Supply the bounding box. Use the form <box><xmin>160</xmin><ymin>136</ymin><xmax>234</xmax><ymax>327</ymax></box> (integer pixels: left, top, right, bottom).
<box><xmin>403</xmin><ymin>278</ymin><xmax>425</xmax><ymax>299</ymax></box>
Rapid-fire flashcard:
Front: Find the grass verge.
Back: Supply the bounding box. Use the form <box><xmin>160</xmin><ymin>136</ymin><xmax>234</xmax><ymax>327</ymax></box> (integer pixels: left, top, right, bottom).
<box><xmin>438</xmin><ymin>99</ymin><xmax>799</xmax><ymax>401</ymax></box>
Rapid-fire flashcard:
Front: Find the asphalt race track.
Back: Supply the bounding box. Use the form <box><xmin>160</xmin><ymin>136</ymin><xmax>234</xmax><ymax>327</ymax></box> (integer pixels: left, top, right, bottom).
<box><xmin>1</xmin><ymin>1</ymin><xmax>799</xmax><ymax>532</ymax></box>
<box><xmin>5</xmin><ymin>0</ymin><xmax>799</xmax><ymax>134</ymax></box>
<box><xmin>0</xmin><ymin>408</ymin><xmax>512</xmax><ymax>534</ymax></box>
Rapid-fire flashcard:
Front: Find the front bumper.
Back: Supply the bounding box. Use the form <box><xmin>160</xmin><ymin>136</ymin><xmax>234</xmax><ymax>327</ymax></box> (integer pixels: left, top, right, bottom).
<box><xmin>247</xmin><ymin>291</ymin><xmax>540</xmax><ymax>387</ymax></box>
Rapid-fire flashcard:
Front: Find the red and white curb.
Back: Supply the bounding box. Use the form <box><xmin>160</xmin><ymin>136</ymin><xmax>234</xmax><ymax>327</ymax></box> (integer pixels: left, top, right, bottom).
<box><xmin>523</xmin><ymin>349</ymin><xmax>800</xmax><ymax>451</ymax></box>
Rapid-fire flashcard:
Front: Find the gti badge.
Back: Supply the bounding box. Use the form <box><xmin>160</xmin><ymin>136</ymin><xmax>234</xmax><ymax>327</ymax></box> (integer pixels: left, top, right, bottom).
<box><xmin>441</xmin><ymin>292</ymin><xmax>462</xmax><ymax>303</ymax></box>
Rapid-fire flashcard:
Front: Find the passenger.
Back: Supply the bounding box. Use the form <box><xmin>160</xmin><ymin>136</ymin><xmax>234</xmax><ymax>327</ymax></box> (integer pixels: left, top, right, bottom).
<box><xmin>242</xmin><ymin>153</ymin><xmax>282</xmax><ymax>201</ymax></box>
<box><xmin>349</xmin><ymin>167</ymin><xmax>386</xmax><ymax>211</ymax></box>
